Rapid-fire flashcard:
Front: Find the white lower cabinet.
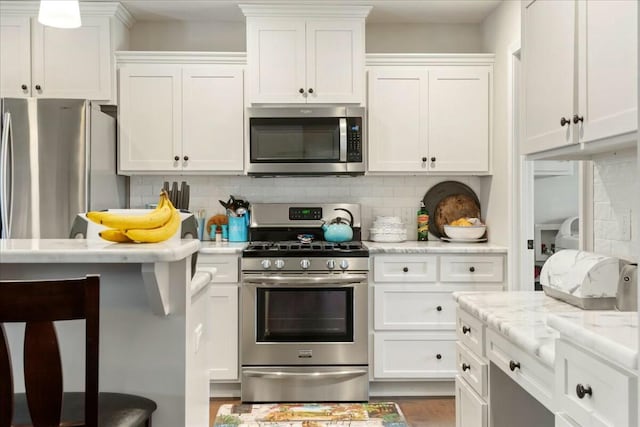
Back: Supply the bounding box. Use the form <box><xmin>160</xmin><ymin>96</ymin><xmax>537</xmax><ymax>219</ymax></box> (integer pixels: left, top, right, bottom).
<box><xmin>555</xmin><ymin>413</ymin><xmax>580</xmax><ymax>427</ymax></box>
<box><xmin>198</xmin><ymin>254</ymin><xmax>240</xmax><ymax>382</ymax></box>
<box><xmin>455</xmin><ymin>375</ymin><xmax>488</xmax><ymax>427</ymax></box>
<box><xmin>555</xmin><ymin>339</ymin><xmax>637</xmax><ymax>427</ymax></box>
<box><xmin>374</xmin><ymin>333</ymin><xmax>457</xmax><ymax>378</ymax></box>
<box><xmin>371</xmin><ymin>253</ymin><xmax>505</xmax><ymax>383</ymax></box>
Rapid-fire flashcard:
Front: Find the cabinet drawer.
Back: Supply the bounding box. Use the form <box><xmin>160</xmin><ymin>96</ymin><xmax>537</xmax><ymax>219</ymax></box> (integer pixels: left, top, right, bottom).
<box><xmin>456</xmin><ymin>342</ymin><xmax>487</xmax><ymax>398</ymax></box>
<box><xmin>373</xmin><ymin>333</ymin><xmax>456</xmax><ymax>379</ymax></box>
<box><xmin>486</xmin><ymin>329</ymin><xmax>554</xmax><ymax>411</ymax></box>
<box><xmin>440</xmin><ymin>256</ymin><xmax>503</xmax><ymax>282</ymax></box>
<box><xmin>373</xmin><ymin>255</ymin><xmax>437</xmax><ymax>283</ymax></box>
<box><xmin>456</xmin><ymin>308</ymin><xmax>485</xmax><ymax>357</ymax></box>
<box><xmin>556</xmin><ymin>340</ymin><xmax>637</xmax><ymax>427</ymax></box>
<box><xmin>455</xmin><ymin>375</ymin><xmax>487</xmax><ymax>427</ymax></box>
<box><xmin>197</xmin><ymin>255</ymin><xmax>239</xmax><ymax>283</ymax></box>
<box><xmin>374</xmin><ymin>287</ymin><xmax>455</xmax><ymax>330</ymax></box>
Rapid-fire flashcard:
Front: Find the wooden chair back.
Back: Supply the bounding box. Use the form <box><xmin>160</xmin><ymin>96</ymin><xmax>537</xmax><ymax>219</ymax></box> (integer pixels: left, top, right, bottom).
<box><xmin>0</xmin><ymin>275</ymin><xmax>100</xmax><ymax>427</ymax></box>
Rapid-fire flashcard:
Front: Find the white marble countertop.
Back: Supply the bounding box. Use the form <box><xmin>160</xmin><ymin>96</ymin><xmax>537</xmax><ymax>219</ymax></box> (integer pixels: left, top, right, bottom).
<box><xmin>0</xmin><ymin>239</ymin><xmax>200</xmax><ymax>263</ymax></box>
<box><xmin>198</xmin><ymin>241</ymin><xmax>247</xmax><ymax>254</ymax></box>
<box><xmin>453</xmin><ymin>291</ymin><xmax>583</xmax><ymax>367</ymax></box>
<box><xmin>547</xmin><ymin>311</ymin><xmax>638</xmax><ymax>370</ymax></box>
<box><xmin>365</xmin><ymin>240</ymin><xmax>507</xmax><ymax>254</ymax></box>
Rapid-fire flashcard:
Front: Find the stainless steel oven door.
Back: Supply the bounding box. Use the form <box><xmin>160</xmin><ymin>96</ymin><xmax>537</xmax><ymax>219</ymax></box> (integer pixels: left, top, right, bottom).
<box><xmin>241</xmin><ymin>273</ymin><xmax>368</xmax><ymax>366</ymax></box>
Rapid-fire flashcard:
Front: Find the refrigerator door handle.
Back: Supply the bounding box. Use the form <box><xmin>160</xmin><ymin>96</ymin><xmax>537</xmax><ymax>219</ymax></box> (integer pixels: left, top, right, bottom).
<box><xmin>0</xmin><ymin>112</ymin><xmax>12</xmax><ymax>238</ymax></box>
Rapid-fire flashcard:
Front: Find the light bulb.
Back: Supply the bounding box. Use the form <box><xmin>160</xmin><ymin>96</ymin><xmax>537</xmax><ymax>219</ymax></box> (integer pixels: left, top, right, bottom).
<box><xmin>38</xmin><ymin>0</ymin><xmax>81</xmax><ymax>29</ymax></box>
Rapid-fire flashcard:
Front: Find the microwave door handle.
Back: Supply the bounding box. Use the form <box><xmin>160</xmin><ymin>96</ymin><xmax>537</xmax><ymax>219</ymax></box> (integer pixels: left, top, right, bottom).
<box><xmin>339</xmin><ymin>118</ymin><xmax>347</xmax><ymax>162</ymax></box>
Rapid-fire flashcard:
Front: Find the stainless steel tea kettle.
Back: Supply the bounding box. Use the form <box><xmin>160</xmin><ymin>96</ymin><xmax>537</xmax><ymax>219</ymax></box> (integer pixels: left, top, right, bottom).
<box><xmin>616</xmin><ymin>263</ymin><xmax>637</xmax><ymax>311</ymax></box>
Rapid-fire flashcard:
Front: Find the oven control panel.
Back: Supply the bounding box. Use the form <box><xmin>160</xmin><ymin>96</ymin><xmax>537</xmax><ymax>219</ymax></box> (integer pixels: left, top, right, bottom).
<box><xmin>289</xmin><ymin>207</ymin><xmax>322</xmax><ymax>220</ymax></box>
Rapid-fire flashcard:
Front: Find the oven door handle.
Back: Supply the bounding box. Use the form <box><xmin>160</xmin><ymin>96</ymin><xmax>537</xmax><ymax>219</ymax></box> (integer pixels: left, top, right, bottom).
<box><xmin>243</xmin><ymin>369</ymin><xmax>368</xmax><ymax>379</ymax></box>
<box><xmin>243</xmin><ymin>274</ymin><xmax>368</xmax><ymax>286</ymax></box>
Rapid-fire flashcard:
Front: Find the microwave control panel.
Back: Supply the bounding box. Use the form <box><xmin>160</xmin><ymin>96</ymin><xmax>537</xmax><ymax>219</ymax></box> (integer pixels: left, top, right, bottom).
<box><xmin>346</xmin><ymin>117</ymin><xmax>363</xmax><ymax>162</ymax></box>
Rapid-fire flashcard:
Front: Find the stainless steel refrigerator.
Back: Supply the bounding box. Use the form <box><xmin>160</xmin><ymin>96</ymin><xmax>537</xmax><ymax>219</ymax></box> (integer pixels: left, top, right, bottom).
<box><xmin>0</xmin><ymin>98</ymin><xmax>127</xmax><ymax>238</ymax></box>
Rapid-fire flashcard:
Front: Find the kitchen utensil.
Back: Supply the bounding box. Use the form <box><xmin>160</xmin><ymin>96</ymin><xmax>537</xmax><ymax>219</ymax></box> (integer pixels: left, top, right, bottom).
<box><xmin>183</xmin><ymin>184</ymin><xmax>190</xmax><ymax>211</ymax></box>
<box><xmin>170</xmin><ymin>182</ymin><xmax>178</xmax><ymax>207</ymax></box>
<box><xmin>423</xmin><ymin>181</ymin><xmax>480</xmax><ymax>238</ymax></box>
<box><xmin>321</xmin><ymin>208</ymin><xmax>354</xmax><ymax>243</ymax></box>
<box><xmin>443</xmin><ymin>224</ymin><xmax>486</xmax><ymax>240</ymax></box>
<box><xmin>616</xmin><ymin>263</ymin><xmax>638</xmax><ymax>311</ymax></box>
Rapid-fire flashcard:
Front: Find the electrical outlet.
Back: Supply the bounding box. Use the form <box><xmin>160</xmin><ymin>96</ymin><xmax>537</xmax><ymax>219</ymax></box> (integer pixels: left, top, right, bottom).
<box><xmin>619</xmin><ymin>209</ymin><xmax>631</xmax><ymax>241</ymax></box>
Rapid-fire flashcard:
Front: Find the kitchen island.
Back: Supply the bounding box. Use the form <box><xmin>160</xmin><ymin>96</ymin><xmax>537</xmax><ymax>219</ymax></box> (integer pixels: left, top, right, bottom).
<box><xmin>0</xmin><ymin>238</ymin><xmax>207</xmax><ymax>427</ymax></box>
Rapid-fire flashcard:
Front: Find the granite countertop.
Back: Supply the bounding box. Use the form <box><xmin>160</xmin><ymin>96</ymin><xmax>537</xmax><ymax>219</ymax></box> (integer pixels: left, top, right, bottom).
<box><xmin>199</xmin><ymin>241</ymin><xmax>247</xmax><ymax>254</ymax></box>
<box><xmin>547</xmin><ymin>311</ymin><xmax>638</xmax><ymax>371</ymax></box>
<box><xmin>453</xmin><ymin>292</ymin><xmax>583</xmax><ymax>367</ymax></box>
<box><xmin>0</xmin><ymin>238</ymin><xmax>200</xmax><ymax>263</ymax></box>
<box><xmin>364</xmin><ymin>240</ymin><xmax>508</xmax><ymax>254</ymax></box>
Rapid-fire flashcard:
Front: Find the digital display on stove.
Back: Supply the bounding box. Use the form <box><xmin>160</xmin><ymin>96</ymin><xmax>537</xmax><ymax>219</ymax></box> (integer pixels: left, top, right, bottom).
<box><xmin>289</xmin><ymin>207</ymin><xmax>322</xmax><ymax>220</ymax></box>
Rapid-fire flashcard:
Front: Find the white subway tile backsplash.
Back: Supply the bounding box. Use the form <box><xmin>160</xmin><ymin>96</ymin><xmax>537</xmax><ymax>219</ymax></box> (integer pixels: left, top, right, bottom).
<box><xmin>592</xmin><ymin>150</ymin><xmax>638</xmax><ymax>260</ymax></box>
<box><xmin>130</xmin><ymin>175</ymin><xmax>481</xmax><ymax>240</ymax></box>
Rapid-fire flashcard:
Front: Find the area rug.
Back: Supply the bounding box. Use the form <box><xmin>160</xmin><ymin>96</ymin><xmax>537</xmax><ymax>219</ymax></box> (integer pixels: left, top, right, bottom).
<box><xmin>213</xmin><ymin>402</ymin><xmax>409</xmax><ymax>426</ymax></box>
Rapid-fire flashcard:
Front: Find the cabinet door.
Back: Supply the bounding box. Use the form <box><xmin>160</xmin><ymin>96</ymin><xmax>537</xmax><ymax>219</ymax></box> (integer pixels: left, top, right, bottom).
<box><xmin>32</xmin><ymin>16</ymin><xmax>111</xmax><ymax>100</ymax></box>
<box><xmin>119</xmin><ymin>65</ymin><xmax>182</xmax><ymax>172</ymax></box>
<box><xmin>0</xmin><ymin>16</ymin><xmax>31</xmax><ymax>98</ymax></box>
<box><xmin>306</xmin><ymin>19</ymin><xmax>363</xmax><ymax>104</ymax></box>
<box><xmin>247</xmin><ymin>19</ymin><xmax>306</xmax><ymax>103</ymax></box>
<box><xmin>182</xmin><ymin>67</ymin><xmax>244</xmax><ymax>172</ymax></box>
<box><xmin>576</xmin><ymin>0</ymin><xmax>637</xmax><ymax>143</ymax></box>
<box><xmin>208</xmin><ymin>285</ymin><xmax>239</xmax><ymax>381</ymax></box>
<box><xmin>428</xmin><ymin>67</ymin><xmax>490</xmax><ymax>172</ymax></box>
<box><xmin>368</xmin><ymin>68</ymin><xmax>429</xmax><ymax>172</ymax></box>
<box><xmin>522</xmin><ymin>0</ymin><xmax>575</xmax><ymax>154</ymax></box>
<box><xmin>455</xmin><ymin>375</ymin><xmax>488</xmax><ymax>427</ymax></box>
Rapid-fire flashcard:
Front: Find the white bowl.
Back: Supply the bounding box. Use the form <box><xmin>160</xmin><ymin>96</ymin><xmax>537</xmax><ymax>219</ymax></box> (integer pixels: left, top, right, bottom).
<box><xmin>443</xmin><ymin>224</ymin><xmax>486</xmax><ymax>240</ymax></box>
<box><xmin>370</xmin><ymin>228</ymin><xmax>407</xmax><ymax>242</ymax></box>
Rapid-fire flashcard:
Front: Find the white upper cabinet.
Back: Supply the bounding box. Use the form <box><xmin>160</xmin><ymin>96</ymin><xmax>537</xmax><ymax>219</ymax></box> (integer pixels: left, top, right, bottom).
<box><xmin>119</xmin><ymin>64</ymin><xmax>182</xmax><ymax>172</ymax></box>
<box><xmin>367</xmin><ymin>56</ymin><xmax>494</xmax><ymax>174</ymax></box>
<box><xmin>0</xmin><ymin>16</ymin><xmax>31</xmax><ymax>98</ymax></box>
<box><xmin>522</xmin><ymin>0</ymin><xmax>637</xmax><ymax>156</ymax></box>
<box><xmin>0</xmin><ymin>2</ymin><xmax>132</xmax><ymax>102</ymax></box>
<box><xmin>117</xmin><ymin>53</ymin><xmax>246</xmax><ymax>175</ymax></box>
<box><xmin>428</xmin><ymin>67</ymin><xmax>490</xmax><ymax>173</ymax></box>
<box><xmin>182</xmin><ymin>67</ymin><xmax>244</xmax><ymax>172</ymax></box>
<box><xmin>368</xmin><ymin>68</ymin><xmax>429</xmax><ymax>172</ymax></box>
<box><xmin>576</xmin><ymin>0</ymin><xmax>637</xmax><ymax>144</ymax></box>
<box><xmin>242</xmin><ymin>5</ymin><xmax>370</xmax><ymax>104</ymax></box>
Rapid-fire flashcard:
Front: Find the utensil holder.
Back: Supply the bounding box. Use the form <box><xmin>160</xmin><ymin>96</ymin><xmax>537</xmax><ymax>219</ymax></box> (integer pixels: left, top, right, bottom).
<box><xmin>228</xmin><ymin>215</ymin><xmax>249</xmax><ymax>242</ymax></box>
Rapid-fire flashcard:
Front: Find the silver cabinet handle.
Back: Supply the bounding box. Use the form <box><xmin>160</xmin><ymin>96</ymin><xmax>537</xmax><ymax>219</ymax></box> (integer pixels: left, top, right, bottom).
<box><xmin>244</xmin><ymin>369</ymin><xmax>367</xmax><ymax>379</ymax></box>
<box><xmin>339</xmin><ymin>118</ymin><xmax>347</xmax><ymax>162</ymax></box>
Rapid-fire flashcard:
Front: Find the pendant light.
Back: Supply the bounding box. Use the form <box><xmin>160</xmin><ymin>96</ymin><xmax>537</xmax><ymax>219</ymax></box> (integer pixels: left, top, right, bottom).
<box><xmin>38</xmin><ymin>0</ymin><xmax>82</xmax><ymax>29</ymax></box>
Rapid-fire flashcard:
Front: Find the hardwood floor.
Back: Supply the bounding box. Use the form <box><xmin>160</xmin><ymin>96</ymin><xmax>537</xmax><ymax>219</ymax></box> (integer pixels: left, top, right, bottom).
<box><xmin>210</xmin><ymin>397</ymin><xmax>455</xmax><ymax>427</ymax></box>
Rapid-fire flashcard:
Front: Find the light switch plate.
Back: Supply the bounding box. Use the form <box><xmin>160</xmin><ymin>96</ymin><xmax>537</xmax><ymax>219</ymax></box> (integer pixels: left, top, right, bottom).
<box><xmin>619</xmin><ymin>208</ymin><xmax>631</xmax><ymax>241</ymax></box>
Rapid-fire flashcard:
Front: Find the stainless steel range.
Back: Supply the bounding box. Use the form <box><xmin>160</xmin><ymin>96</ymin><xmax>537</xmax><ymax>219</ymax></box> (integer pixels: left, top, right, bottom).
<box><xmin>241</xmin><ymin>203</ymin><xmax>369</xmax><ymax>402</ymax></box>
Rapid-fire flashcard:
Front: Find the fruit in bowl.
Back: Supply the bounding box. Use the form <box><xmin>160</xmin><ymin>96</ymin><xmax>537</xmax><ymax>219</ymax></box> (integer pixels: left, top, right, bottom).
<box><xmin>444</xmin><ymin>218</ymin><xmax>486</xmax><ymax>239</ymax></box>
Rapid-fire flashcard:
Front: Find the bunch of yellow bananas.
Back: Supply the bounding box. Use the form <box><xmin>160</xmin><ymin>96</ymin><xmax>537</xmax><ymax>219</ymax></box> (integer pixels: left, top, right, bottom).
<box><xmin>86</xmin><ymin>191</ymin><xmax>180</xmax><ymax>243</ymax></box>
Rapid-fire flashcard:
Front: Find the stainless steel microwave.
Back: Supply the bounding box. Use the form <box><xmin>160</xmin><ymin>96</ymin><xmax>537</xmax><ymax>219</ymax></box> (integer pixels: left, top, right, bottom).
<box><xmin>247</xmin><ymin>107</ymin><xmax>365</xmax><ymax>176</ymax></box>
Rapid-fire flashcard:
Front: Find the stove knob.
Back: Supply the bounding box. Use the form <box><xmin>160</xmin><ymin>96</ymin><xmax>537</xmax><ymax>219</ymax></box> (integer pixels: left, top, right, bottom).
<box><xmin>339</xmin><ymin>259</ymin><xmax>350</xmax><ymax>270</ymax></box>
<box><xmin>261</xmin><ymin>259</ymin><xmax>272</xmax><ymax>270</ymax></box>
<box><xmin>326</xmin><ymin>259</ymin><xmax>336</xmax><ymax>270</ymax></box>
<box><xmin>300</xmin><ymin>259</ymin><xmax>311</xmax><ymax>270</ymax></box>
<box><xmin>274</xmin><ymin>259</ymin><xmax>285</xmax><ymax>269</ymax></box>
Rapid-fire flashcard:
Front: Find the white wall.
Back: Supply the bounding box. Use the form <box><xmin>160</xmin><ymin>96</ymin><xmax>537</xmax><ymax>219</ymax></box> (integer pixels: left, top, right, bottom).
<box><xmin>130</xmin><ymin>175</ymin><xmax>481</xmax><ymax>241</ymax></box>
<box><xmin>533</xmin><ymin>172</ymin><xmax>579</xmax><ymax>225</ymax></box>
<box><xmin>480</xmin><ymin>0</ymin><xmax>521</xmax><ymax>246</ymax></box>
<box><xmin>592</xmin><ymin>149</ymin><xmax>639</xmax><ymax>261</ymax></box>
<box><xmin>129</xmin><ymin>21</ymin><xmax>485</xmax><ymax>53</ymax></box>
<box><xmin>366</xmin><ymin>23</ymin><xmax>483</xmax><ymax>53</ymax></box>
